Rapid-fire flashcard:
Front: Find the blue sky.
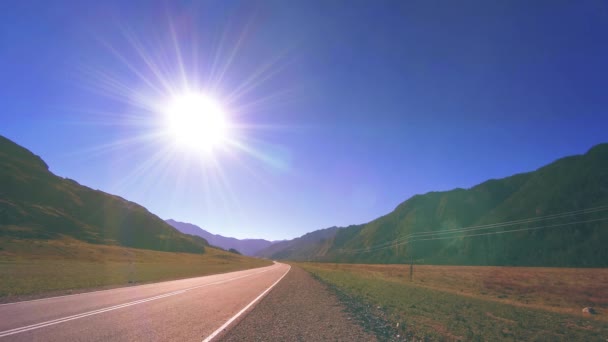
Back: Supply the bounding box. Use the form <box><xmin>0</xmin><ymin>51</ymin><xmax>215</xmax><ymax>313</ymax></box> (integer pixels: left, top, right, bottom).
<box><xmin>1</xmin><ymin>1</ymin><xmax>607</xmax><ymax>240</ymax></box>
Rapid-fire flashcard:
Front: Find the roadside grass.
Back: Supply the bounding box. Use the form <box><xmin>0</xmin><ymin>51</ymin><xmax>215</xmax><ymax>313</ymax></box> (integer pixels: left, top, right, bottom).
<box><xmin>0</xmin><ymin>238</ymin><xmax>272</xmax><ymax>301</ymax></box>
<box><xmin>299</xmin><ymin>263</ymin><xmax>608</xmax><ymax>341</ymax></box>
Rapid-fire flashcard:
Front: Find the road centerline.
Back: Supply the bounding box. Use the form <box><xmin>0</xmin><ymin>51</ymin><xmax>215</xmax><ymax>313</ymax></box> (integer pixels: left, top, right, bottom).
<box><xmin>0</xmin><ymin>266</ymin><xmax>277</xmax><ymax>338</ymax></box>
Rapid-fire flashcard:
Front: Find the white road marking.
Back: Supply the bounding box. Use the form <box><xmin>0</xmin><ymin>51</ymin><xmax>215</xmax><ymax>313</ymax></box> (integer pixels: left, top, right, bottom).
<box><xmin>0</xmin><ymin>290</ymin><xmax>186</xmax><ymax>337</ymax></box>
<box><xmin>0</xmin><ymin>266</ymin><xmax>276</xmax><ymax>338</ymax></box>
<box><xmin>202</xmin><ymin>264</ymin><xmax>291</xmax><ymax>342</ymax></box>
<box><xmin>0</xmin><ymin>265</ymin><xmax>274</xmax><ymax>307</ymax></box>
<box><xmin>0</xmin><ymin>285</ymin><xmax>138</xmax><ymax>307</ymax></box>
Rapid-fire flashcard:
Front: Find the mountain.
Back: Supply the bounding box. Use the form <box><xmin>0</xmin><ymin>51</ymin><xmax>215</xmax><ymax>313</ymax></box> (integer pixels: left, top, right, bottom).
<box><xmin>255</xmin><ymin>226</ymin><xmax>339</xmax><ymax>260</ymax></box>
<box><xmin>256</xmin><ymin>143</ymin><xmax>608</xmax><ymax>267</ymax></box>
<box><xmin>166</xmin><ymin>219</ymin><xmax>276</xmax><ymax>256</ymax></box>
<box><xmin>0</xmin><ymin>135</ymin><xmax>208</xmax><ymax>253</ymax></box>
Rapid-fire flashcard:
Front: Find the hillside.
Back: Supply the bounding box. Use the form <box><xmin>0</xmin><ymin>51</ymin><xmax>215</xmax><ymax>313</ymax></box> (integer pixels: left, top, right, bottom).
<box><xmin>256</xmin><ymin>143</ymin><xmax>608</xmax><ymax>267</ymax></box>
<box><xmin>0</xmin><ymin>135</ymin><xmax>208</xmax><ymax>253</ymax></box>
<box><xmin>166</xmin><ymin>219</ymin><xmax>277</xmax><ymax>256</ymax></box>
<box><xmin>256</xmin><ymin>226</ymin><xmax>339</xmax><ymax>260</ymax></box>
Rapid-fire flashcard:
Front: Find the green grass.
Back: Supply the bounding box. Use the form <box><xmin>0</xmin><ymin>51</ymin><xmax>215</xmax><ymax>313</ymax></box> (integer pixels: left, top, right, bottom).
<box><xmin>0</xmin><ymin>238</ymin><xmax>272</xmax><ymax>300</ymax></box>
<box><xmin>299</xmin><ymin>263</ymin><xmax>608</xmax><ymax>341</ymax></box>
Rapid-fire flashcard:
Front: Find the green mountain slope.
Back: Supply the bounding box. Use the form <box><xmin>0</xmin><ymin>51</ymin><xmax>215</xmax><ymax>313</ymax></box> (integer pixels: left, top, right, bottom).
<box><xmin>256</xmin><ymin>226</ymin><xmax>339</xmax><ymax>260</ymax></box>
<box><xmin>257</xmin><ymin>144</ymin><xmax>608</xmax><ymax>267</ymax></box>
<box><xmin>0</xmin><ymin>136</ymin><xmax>208</xmax><ymax>253</ymax></box>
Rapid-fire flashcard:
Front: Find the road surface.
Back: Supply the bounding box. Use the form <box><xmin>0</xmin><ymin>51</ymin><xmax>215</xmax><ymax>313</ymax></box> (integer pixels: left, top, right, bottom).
<box><xmin>0</xmin><ymin>262</ymin><xmax>290</xmax><ymax>341</ymax></box>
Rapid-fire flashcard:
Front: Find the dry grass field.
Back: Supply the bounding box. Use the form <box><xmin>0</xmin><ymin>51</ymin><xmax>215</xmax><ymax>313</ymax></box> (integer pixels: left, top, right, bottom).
<box><xmin>300</xmin><ymin>263</ymin><xmax>608</xmax><ymax>341</ymax></box>
<box><xmin>0</xmin><ymin>238</ymin><xmax>272</xmax><ymax>301</ymax></box>
<box><xmin>317</xmin><ymin>263</ymin><xmax>608</xmax><ymax>317</ymax></box>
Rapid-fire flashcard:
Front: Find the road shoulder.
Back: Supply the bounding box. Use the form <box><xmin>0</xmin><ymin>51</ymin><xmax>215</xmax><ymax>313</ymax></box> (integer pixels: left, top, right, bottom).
<box><xmin>219</xmin><ymin>265</ymin><xmax>376</xmax><ymax>341</ymax></box>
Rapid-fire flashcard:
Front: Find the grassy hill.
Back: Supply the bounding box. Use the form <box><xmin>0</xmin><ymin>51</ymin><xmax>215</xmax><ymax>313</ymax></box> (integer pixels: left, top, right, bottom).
<box><xmin>256</xmin><ymin>226</ymin><xmax>339</xmax><ymax>260</ymax></box>
<box><xmin>0</xmin><ymin>135</ymin><xmax>207</xmax><ymax>253</ymax></box>
<box><xmin>257</xmin><ymin>143</ymin><xmax>608</xmax><ymax>267</ymax></box>
<box><xmin>0</xmin><ymin>135</ymin><xmax>272</xmax><ymax>300</ymax></box>
<box><xmin>0</xmin><ymin>238</ymin><xmax>271</xmax><ymax>301</ymax></box>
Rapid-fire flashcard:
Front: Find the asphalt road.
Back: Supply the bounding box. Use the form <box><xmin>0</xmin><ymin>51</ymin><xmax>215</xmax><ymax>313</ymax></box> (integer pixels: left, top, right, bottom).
<box><xmin>0</xmin><ymin>262</ymin><xmax>290</xmax><ymax>341</ymax></box>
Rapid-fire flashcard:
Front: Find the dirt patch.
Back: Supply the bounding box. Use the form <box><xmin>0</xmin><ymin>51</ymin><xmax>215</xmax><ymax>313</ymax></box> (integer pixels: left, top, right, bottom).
<box><xmin>485</xmin><ymin>312</ymin><xmax>516</xmax><ymax>325</ymax></box>
<box><xmin>564</xmin><ymin>321</ymin><xmax>600</xmax><ymax>332</ymax></box>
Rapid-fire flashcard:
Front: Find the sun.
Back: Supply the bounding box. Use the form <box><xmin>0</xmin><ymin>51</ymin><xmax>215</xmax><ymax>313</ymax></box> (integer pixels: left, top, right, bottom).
<box><xmin>163</xmin><ymin>92</ymin><xmax>230</xmax><ymax>152</ymax></box>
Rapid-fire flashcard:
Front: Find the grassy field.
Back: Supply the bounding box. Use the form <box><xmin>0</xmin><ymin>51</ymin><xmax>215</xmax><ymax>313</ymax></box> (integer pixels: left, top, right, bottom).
<box><xmin>0</xmin><ymin>238</ymin><xmax>272</xmax><ymax>301</ymax></box>
<box><xmin>299</xmin><ymin>263</ymin><xmax>608</xmax><ymax>341</ymax></box>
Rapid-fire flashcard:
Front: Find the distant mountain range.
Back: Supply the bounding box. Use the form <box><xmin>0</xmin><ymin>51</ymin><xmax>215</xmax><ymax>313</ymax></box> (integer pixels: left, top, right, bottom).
<box><xmin>5</xmin><ymin>132</ymin><xmax>607</xmax><ymax>267</ymax></box>
<box><xmin>0</xmin><ymin>135</ymin><xmax>208</xmax><ymax>253</ymax></box>
<box><xmin>166</xmin><ymin>219</ymin><xmax>278</xmax><ymax>256</ymax></box>
<box><xmin>256</xmin><ymin>143</ymin><xmax>608</xmax><ymax>267</ymax></box>
<box><xmin>255</xmin><ymin>226</ymin><xmax>339</xmax><ymax>260</ymax></box>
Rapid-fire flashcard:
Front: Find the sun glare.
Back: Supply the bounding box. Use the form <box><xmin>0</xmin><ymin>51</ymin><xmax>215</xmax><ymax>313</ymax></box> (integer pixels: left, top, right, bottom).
<box><xmin>163</xmin><ymin>92</ymin><xmax>230</xmax><ymax>152</ymax></box>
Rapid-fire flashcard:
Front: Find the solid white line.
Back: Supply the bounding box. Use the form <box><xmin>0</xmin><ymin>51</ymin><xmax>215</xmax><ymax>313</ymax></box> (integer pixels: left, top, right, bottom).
<box><xmin>201</xmin><ymin>264</ymin><xmax>291</xmax><ymax>342</ymax></box>
<box><xmin>0</xmin><ymin>266</ymin><xmax>276</xmax><ymax>338</ymax></box>
<box><xmin>0</xmin><ymin>264</ymin><xmax>274</xmax><ymax>307</ymax></box>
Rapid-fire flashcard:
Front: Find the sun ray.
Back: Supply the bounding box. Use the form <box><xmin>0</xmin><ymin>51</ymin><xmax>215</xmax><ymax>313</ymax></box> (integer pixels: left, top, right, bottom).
<box><xmin>96</xmin><ymin>36</ymin><xmax>167</xmax><ymax>97</ymax></box>
<box><xmin>230</xmin><ymin>87</ymin><xmax>298</xmax><ymax>116</ymax></box>
<box><xmin>224</xmin><ymin>50</ymin><xmax>290</xmax><ymax>104</ymax></box>
<box><xmin>107</xmin><ymin>144</ymin><xmax>175</xmax><ymax>193</ymax></box>
<box><xmin>167</xmin><ymin>17</ymin><xmax>188</xmax><ymax>89</ymax></box>
<box><xmin>122</xmin><ymin>29</ymin><xmax>176</xmax><ymax>95</ymax></box>
<box><xmin>210</xmin><ymin>14</ymin><xmax>256</xmax><ymax>92</ymax></box>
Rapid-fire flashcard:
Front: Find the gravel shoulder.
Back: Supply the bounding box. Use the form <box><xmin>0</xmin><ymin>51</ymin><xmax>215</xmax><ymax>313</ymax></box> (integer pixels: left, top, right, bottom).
<box><xmin>219</xmin><ymin>266</ymin><xmax>377</xmax><ymax>342</ymax></box>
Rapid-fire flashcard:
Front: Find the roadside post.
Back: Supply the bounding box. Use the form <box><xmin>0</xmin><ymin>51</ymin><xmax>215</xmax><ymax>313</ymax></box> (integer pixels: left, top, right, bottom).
<box><xmin>410</xmin><ymin>255</ymin><xmax>413</xmax><ymax>282</ymax></box>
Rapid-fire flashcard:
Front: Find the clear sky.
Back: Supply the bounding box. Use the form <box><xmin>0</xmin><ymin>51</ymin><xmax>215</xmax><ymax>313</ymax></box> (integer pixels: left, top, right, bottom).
<box><xmin>1</xmin><ymin>1</ymin><xmax>607</xmax><ymax>240</ymax></box>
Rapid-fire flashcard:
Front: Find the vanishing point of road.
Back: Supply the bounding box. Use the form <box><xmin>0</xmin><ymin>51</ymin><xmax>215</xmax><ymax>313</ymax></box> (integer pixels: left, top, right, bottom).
<box><xmin>0</xmin><ymin>262</ymin><xmax>290</xmax><ymax>341</ymax></box>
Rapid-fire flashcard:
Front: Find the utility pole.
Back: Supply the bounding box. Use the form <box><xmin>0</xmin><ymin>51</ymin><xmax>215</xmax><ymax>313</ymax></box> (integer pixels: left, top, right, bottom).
<box><xmin>409</xmin><ymin>243</ymin><xmax>414</xmax><ymax>282</ymax></box>
<box><xmin>409</xmin><ymin>255</ymin><xmax>414</xmax><ymax>282</ymax></box>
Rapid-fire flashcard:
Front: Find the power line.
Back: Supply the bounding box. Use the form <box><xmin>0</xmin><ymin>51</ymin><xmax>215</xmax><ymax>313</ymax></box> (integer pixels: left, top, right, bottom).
<box><xmin>406</xmin><ymin>206</ymin><xmax>608</xmax><ymax>238</ymax></box>
<box><xmin>378</xmin><ymin>216</ymin><xmax>608</xmax><ymax>252</ymax></box>
<box><xmin>337</xmin><ymin>205</ymin><xmax>608</xmax><ymax>255</ymax></box>
<box><xmin>340</xmin><ymin>205</ymin><xmax>608</xmax><ymax>254</ymax></box>
<box><xmin>338</xmin><ymin>205</ymin><xmax>608</xmax><ymax>253</ymax></box>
